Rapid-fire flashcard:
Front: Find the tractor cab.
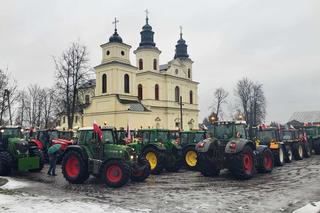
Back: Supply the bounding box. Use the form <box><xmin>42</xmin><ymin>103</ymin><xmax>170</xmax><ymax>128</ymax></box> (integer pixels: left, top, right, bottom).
<box><xmin>58</xmin><ymin>131</ymin><xmax>74</xmax><ymax>140</ymax></box>
<box><xmin>179</xmin><ymin>131</ymin><xmax>207</xmax><ymax>147</ymax></box>
<box><xmin>116</xmin><ymin>129</ymin><xmax>135</xmax><ymax>145</ymax></box>
<box><xmin>256</xmin><ymin>128</ymin><xmax>281</xmax><ymax>146</ymax></box>
<box><xmin>137</xmin><ymin>129</ymin><xmax>178</xmax><ymax>146</ymax></box>
<box><xmin>0</xmin><ymin>126</ymin><xmax>25</xmax><ymax>151</ymax></box>
<box><xmin>209</xmin><ymin>121</ymin><xmax>248</xmax><ymax>142</ymax></box>
<box><xmin>281</xmin><ymin>130</ymin><xmax>299</xmax><ymax>142</ymax></box>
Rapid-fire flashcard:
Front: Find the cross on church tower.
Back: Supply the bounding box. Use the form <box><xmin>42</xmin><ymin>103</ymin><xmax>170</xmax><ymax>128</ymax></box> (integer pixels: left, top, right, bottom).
<box><xmin>179</xmin><ymin>26</ymin><xmax>183</xmax><ymax>39</ymax></box>
<box><xmin>112</xmin><ymin>17</ymin><xmax>119</xmax><ymax>31</ymax></box>
<box><xmin>145</xmin><ymin>9</ymin><xmax>149</xmax><ymax>23</ymax></box>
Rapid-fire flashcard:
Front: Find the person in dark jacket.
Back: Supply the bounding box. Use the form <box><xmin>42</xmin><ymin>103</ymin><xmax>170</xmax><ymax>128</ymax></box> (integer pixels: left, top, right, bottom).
<box><xmin>47</xmin><ymin>151</ymin><xmax>58</xmax><ymax>176</ymax></box>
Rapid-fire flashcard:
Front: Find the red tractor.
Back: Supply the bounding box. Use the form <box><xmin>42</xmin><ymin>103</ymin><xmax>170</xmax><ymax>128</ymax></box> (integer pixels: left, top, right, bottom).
<box><xmin>28</xmin><ymin>129</ymin><xmax>75</xmax><ymax>161</ymax></box>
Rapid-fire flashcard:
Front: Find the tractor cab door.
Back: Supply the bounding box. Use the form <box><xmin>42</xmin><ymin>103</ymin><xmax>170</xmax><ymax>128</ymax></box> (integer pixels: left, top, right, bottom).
<box><xmin>235</xmin><ymin>125</ymin><xmax>247</xmax><ymax>139</ymax></box>
<box><xmin>85</xmin><ymin>130</ymin><xmax>102</xmax><ymax>159</ymax></box>
<box><xmin>141</xmin><ymin>131</ymin><xmax>151</xmax><ymax>144</ymax></box>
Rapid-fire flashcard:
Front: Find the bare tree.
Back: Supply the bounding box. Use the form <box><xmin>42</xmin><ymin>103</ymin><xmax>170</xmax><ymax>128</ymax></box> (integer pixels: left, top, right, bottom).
<box><xmin>42</xmin><ymin>88</ymin><xmax>56</xmax><ymax>128</ymax></box>
<box><xmin>210</xmin><ymin>87</ymin><xmax>229</xmax><ymax>120</ymax></box>
<box><xmin>235</xmin><ymin>77</ymin><xmax>266</xmax><ymax>137</ymax></box>
<box><xmin>54</xmin><ymin>42</ymin><xmax>90</xmax><ymax>129</ymax></box>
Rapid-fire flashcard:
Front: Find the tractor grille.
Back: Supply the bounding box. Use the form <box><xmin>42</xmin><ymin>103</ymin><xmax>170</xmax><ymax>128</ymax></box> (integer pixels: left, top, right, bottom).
<box><xmin>211</xmin><ymin>145</ymin><xmax>225</xmax><ymax>161</ymax></box>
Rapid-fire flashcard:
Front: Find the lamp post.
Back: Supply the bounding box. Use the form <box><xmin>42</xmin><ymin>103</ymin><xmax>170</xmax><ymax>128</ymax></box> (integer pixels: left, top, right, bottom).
<box><xmin>179</xmin><ymin>96</ymin><xmax>183</xmax><ymax>130</ymax></box>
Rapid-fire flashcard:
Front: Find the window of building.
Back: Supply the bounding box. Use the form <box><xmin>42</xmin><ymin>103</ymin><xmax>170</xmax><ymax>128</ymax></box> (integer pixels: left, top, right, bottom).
<box><xmin>175</xmin><ymin>69</ymin><xmax>178</xmax><ymax>75</ymax></box>
<box><xmin>188</xmin><ymin>69</ymin><xmax>191</xmax><ymax>78</ymax></box>
<box><xmin>75</xmin><ymin>116</ymin><xmax>78</xmax><ymax>123</ymax></box>
<box><xmin>124</xmin><ymin>74</ymin><xmax>130</xmax><ymax>93</ymax></box>
<box><xmin>121</xmin><ymin>51</ymin><xmax>125</xmax><ymax>56</ymax></box>
<box><xmin>106</xmin><ymin>50</ymin><xmax>110</xmax><ymax>55</ymax></box>
<box><xmin>153</xmin><ymin>59</ymin><xmax>157</xmax><ymax>70</ymax></box>
<box><xmin>63</xmin><ymin>116</ymin><xmax>65</xmax><ymax>124</ymax></box>
<box><xmin>102</xmin><ymin>74</ymin><xmax>107</xmax><ymax>93</ymax></box>
<box><xmin>85</xmin><ymin>95</ymin><xmax>90</xmax><ymax>104</ymax></box>
<box><xmin>138</xmin><ymin>84</ymin><xmax>143</xmax><ymax>100</ymax></box>
<box><xmin>175</xmin><ymin>86</ymin><xmax>180</xmax><ymax>102</ymax></box>
<box><xmin>189</xmin><ymin>90</ymin><xmax>193</xmax><ymax>104</ymax></box>
<box><xmin>139</xmin><ymin>59</ymin><xmax>143</xmax><ymax>70</ymax></box>
<box><xmin>155</xmin><ymin>84</ymin><xmax>159</xmax><ymax>100</ymax></box>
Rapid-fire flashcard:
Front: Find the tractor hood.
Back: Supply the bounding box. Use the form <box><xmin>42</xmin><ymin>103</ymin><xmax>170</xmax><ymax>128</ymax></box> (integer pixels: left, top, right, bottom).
<box><xmin>195</xmin><ymin>137</ymin><xmax>218</xmax><ymax>153</ymax></box>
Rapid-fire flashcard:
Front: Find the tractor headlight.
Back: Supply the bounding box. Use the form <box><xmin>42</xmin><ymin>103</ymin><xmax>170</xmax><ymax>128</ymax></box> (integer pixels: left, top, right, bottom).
<box><xmin>130</xmin><ymin>155</ymin><xmax>134</xmax><ymax>160</ymax></box>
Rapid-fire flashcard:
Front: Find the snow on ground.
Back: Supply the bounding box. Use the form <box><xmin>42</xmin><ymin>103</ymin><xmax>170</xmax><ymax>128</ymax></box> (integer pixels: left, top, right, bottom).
<box><xmin>0</xmin><ymin>177</ymin><xmax>30</xmax><ymax>190</ymax></box>
<box><xmin>0</xmin><ymin>194</ymin><xmax>131</xmax><ymax>213</ymax></box>
<box><xmin>293</xmin><ymin>201</ymin><xmax>320</xmax><ymax>213</ymax></box>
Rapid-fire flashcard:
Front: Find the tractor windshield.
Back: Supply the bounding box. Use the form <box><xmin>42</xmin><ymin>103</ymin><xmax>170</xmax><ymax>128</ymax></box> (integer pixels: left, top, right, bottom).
<box><xmin>281</xmin><ymin>131</ymin><xmax>294</xmax><ymax>140</ymax></box>
<box><xmin>59</xmin><ymin>131</ymin><xmax>73</xmax><ymax>140</ymax></box>
<box><xmin>157</xmin><ymin>131</ymin><xmax>169</xmax><ymax>143</ymax></box>
<box><xmin>305</xmin><ymin>128</ymin><xmax>316</xmax><ymax>136</ymax></box>
<box><xmin>49</xmin><ymin>130</ymin><xmax>59</xmax><ymax>140</ymax></box>
<box><xmin>213</xmin><ymin>125</ymin><xmax>233</xmax><ymax>140</ymax></box>
<box><xmin>257</xmin><ymin>130</ymin><xmax>276</xmax><ymax>144</ymax></box>
<box><xmin>1</xmin><ymin>128</ymin><xmax>22</xmax><ymax>139</ymax></box>
<box><xmin>102</xmin><ymin>129</ymin><xmax>115</xmax><ymax>144</ymax></box>
<box><xmin>194</xmin><ymin>132</ymin><xmax>206</xmax><ymax>143</ymax></box>
<box><xmin>180</xmin><ymin>133</ymin><xmax>189</xmax><ymax>145</ymax></box>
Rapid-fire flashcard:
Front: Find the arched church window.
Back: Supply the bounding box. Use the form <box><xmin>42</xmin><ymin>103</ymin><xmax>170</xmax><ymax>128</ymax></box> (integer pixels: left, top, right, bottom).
<box><xmin>138</xmin><ymin>84</ymin><xmax>143</xmax><ymax>100</ymax></box>
<box><xmin>139</xmin><ymin>59</ymin><xmax>143</xmax><ymax>70</ymax></box>
<box><xmin>155</xmin><ymin>84</ymin><xmax>159</xmax><ymax>100</ymax></box>
<box><xmin>189</xmin><ymin>90</ymin><xmax>193</xmax><ymax>104</ymax></box>
<box><xmin>175</xmin><ymin>86</ymin><xmax>180</xmax><ymax>102</ymax></box>
<box><xmin>188</xmin><ymin>69</ymin><xmax>191</xmax><ymax>78</ymax></box>
<box><xmin>102</xmin><ymin>74</ymin><xmax>107</xmax><ymax>93</ymax></box>
<box><xmin>153</xmin><ymin>59</ymin><xmax>157</xmax><ymax>70</ymax></box>
<box><xmin>124</xmin><ymin>74</ymin><xmax>130</xmax><ymax>93</ymax></box>
<box><xmin>85</xmin><ymin>95</ymin><xmax>90</xmax><ymax>104</ymax></box>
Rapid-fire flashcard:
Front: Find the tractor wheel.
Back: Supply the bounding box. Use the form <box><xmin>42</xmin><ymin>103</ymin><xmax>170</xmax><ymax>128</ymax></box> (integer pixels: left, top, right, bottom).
<box><xmin>62</xmin><ymin>150</ymin><xmax>89</xmax><ymax>184</ymax></box>
<box><xmin>292</xmin><ymin>142</ymin><xmax>304</xmax><ymax>160</ymax></box>
<box><xmin>313</xmin><ymin>140</ymin><xmax>320</xmax><ymax>155</ymax></box>
<box><xmin>274</xmin><ymin>146</ymin><xmax>285</xmax><ymax>166</ymax></box>
<box><xmin>285</xmin><ymin>146</ymin><xmax>293</xmax><ymax>163</ymax></box>
<box><xmin>229</xmin><ymin>145</ymin><xmax>255</xmax><ymax>180</ymax></box>
<box><xmin>0</xmin><ymin>151</ymin><xmax>13</xmax><ymax>176</ymax></box>
<box><xmin>257</xmin><ymin>148</ymin><xmax>274</xmax><ymax>173</ymax></box>
<box><xmin>303</xmin><ymin>142</ymin><xmax>311</xmax><ymax>158</ymax></box>
<box><xmin>29</xmin><ymin>149</ymin><xmax>44</xmax><ymax>172</ymax></box>
<box><xmin>142</xmin><ymin>147</ymin><xmax>164</xmax><ymax>175</ymax></box>
<box><xmin>101</xmin><ymin>160</ymin><xmax>131</xmax><ymax>188</ymax></box>
<box><xmin>197</xmin><ymin>152</ymin><xmax>220</xmax><ymax>177</ymax></box>
<box><xmin>131</xmin><ymin>158</ymin><xmax>150</xmax><ymax>182</ymax></box>
<box><xmin>183</xmin><ymin>146</ymin><xmax>198</xmax><ymax>170</ymax></box>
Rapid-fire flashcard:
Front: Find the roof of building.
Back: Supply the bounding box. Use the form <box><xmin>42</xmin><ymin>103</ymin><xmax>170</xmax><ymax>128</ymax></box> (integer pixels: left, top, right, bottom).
<box><xmin>289</xmin><ymin>111</ymin><xmax>320</xmax><ymax>123</ymax></box>
<box><xmin>80</xmin><ymin>79</ymin><xmax>96</xmax><ymax>88</ymax></box>
<box><xmin>159</xmin><ymin>64</ymin><xmax>168</xmax><ymax>71</ymax></box>
<box><xmin>116</xmin><ymin>95</ymin><xmax>150</xmax><ymax>112</ymax></box>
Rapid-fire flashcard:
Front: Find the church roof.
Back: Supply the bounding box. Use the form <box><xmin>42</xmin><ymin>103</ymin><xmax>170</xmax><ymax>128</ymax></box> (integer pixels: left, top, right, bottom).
<box><xmin>80</xmin><ymin>79</ymin><xmax>96</xmax><ymax>89</ymax></box>
<box><xmin>289</xmin><ymin>111</ymin><xmax>320</xmax><ymax>123</ymax></box>
<box><xmin>159</xmin><ymin>64</ymin><xmax>168</xmax><ymax>71</ymax></box>
<box><xmin>95</xmin><ymin>61</ymin><xmax>137</xmax><ymax>69</ymax></box>
<box><xmin>116</xmin><ymin>95</ymin><xmax>150</xmax><ymax>112</ymax></box>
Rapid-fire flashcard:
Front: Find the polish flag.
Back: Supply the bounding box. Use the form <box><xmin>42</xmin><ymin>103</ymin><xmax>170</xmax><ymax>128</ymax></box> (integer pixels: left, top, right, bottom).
<box><xmin>93</xmin><ymin>121</ymin><xmax>103</xmax><ymax>141</ymax></box>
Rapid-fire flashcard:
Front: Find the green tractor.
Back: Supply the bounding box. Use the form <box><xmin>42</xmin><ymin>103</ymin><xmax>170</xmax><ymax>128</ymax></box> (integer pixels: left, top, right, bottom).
<box><xmin>280</xmin><ymin>129</ymin><xmax>308</xmax><ymax>161</ymax></box>
<box><xmin>0</xmin><ymin>126</ymin><xmax>44</xmax><ymax>175</ymax></box>
<box><xmin>128</xmin><ymin>129</ymin><xmax>183</xmax><ymax>174</ymax></box>
<box><xmin>304</xmin><ymin>126</ymin><xmax>320</xmax><ymax>154</ymax></box>
<box><xmin>255</xmin><ymin>127</ymin><xmax>291</xmax><ymax>166</ymax></box>
<box><xmin>179</xmin><ymin>130</ymin><xmax>207</xmax><ymax>170</ymax></box>
<box><xmin>196</xmin><ymin>121</ymin><xmax>274</xmax><ymax>180</ymax></box>
<box><xmin>61</xmin><ymin>127</ymin><xmax>150</xmax><ymax>188</ymax></box>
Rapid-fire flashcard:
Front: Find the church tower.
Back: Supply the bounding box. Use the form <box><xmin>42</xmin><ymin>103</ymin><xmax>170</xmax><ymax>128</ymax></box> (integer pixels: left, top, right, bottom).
<box><xmin>134</xmin><ymin>11</ymin><xmax>161</xmax><ymax>72</ymax></box>
<box><xmin>95</xmin><ymin>18</ymin><xmax>137</xmax><ymax>97</ymax></box>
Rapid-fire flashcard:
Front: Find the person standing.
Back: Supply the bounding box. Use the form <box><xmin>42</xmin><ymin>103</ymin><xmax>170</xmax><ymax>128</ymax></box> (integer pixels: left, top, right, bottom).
<box><xmin>47</xmin><ymin>150</ymin><xmax>58</xmax><ymax>176</ymax></box>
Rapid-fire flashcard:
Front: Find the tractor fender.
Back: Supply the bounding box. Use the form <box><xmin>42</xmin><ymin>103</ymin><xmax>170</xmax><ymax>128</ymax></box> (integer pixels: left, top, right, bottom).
<box><xmin>30</xmin><ymin>139</ymin><xmax>43</xmax><ymax>150</ymax></box>
<box><xmin>195</xmin><ymin>138</ymin><xmax>217</xmax><ymax>153</ymax></box>
<box><xmin>225</xmin><ymin>139</ymin><xmax>256</xmax><ymax>154</ymax></box>
<box><xmin>182</xmin><ymin>144</ymin><xmax>196</xmax><ymax>153</ymax></box>
<box><xmin>64</xmin><ymin>145</ymin><xmax>89</xmax><ymax>161</ymax></box>
<box><xmin>142</xmin><ymin>144</ymin><xmax>166</xmax><ymax>153</ymax></box>
<box><xmin>256</xmin><ymin>145</ymin><xmax>269</xmax><ymax>154</ymax></box>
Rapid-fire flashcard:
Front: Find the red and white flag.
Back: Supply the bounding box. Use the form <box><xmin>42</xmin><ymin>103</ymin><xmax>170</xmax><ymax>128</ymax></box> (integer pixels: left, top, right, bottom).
<box><xmin>93</xmin><ymin>121</ymin><xmax>103</xmax><ymax>141</ymax></box>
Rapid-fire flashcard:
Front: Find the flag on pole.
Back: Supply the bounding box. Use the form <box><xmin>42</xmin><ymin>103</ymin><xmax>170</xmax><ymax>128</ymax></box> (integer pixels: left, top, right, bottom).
<box><xmin>93</xmin><ymin>121</ymin><xmax>103</xmax><ymax>141</ymax></box>
<box><xmin>127</xmin><ymin>123</ymin><xmax>131</xmax><ymax>143</ymax></box>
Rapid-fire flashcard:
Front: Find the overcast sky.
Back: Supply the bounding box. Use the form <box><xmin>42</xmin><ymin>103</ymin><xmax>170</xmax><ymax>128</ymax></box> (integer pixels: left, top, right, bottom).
<box><xmin>1</xmin><ymin>0</ymin><xmax>319</xmax><ymax>123</ymax></box>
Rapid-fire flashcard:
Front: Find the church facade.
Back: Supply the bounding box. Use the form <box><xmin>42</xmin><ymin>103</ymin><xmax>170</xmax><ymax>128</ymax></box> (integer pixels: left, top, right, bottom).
<box><xmin>80</xmin><ymin>16</ymin><xmax>199</xmax><ymax>130</ymax></box>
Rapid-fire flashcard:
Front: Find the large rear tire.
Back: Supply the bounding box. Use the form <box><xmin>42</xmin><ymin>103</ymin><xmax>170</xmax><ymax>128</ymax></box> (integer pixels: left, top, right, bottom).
<box><xmin>197</xmin><ymin>152</ymin><xmax>220</xmax><ymax>177</ymax></box>
<box><xmin>285</xmin><ymin>145</ymin><xmax>293</xmax><ymax>163</ymax></box>
<box><xmin>292</xmin><ymin>142</ymin><xmax>304</xmax><ymax>160</ymax></box>
<box><xmin>257</xmin><ymin>148</ymin><xmax>274</xmax><ymax>173</ymax></box>
<box><xmin>142</xmin><ymin>147</ymin><xmax>164</xmax><ymax>175</ymax></box>
<box><xmin>0</xmin><ymin>151</ymin><xmax>12</xmax><ymax>176</ymax></box>
<box><xmin>274</xmin><ymin>146</ymin><xmax>285</xmax><ymax>166</ymax></box>
<box><xmin>131</xmin><ymin>158</ymin><xmax>150</xmax><ymax>182</ymax></box>
<box><xmin>62</xmin><ymin>150</ymin><xmax>89</xmax><ymax>184</ymax></box>
<box><xmin>313</xmin><ymin>140</ymin><xmax>320</xmax><ymax>155</ymax></box>
<box><xmin>303</xmin><ymin>142</ymin><xmax>311</xmax><ymax>158</ymax></box>
<box><xmin>183</xmin><ymin>146</ymin><xmax>198</xmax><ymax>170</ymax></box>
<box><xmin>29</xmin><ymin>149</ymin><xmax>44</xmax><ymax>172</ymax></box>
<box><xmin>101</xmin><ymin>160</ymin><xmax>130</xmax><ymax>188</ymax></box>
<box><xmin>229</xmin><ymin>145</ymin><xmax>255</xmax><ymax>180</ymax></box>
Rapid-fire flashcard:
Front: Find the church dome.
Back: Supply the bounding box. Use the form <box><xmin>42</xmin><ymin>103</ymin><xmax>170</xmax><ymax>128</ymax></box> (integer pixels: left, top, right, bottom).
<box><xmin>138</xmin><ymin>16</ymin><xmax>156</xmax><ymax>48</ymax></box>
<box><xmin>109</xmin><ymin>29</ymin><xmax>123</xmax><ymax>43</ymax></box>
<box><xmin>174</xmin><ymin>29</ymin><xmax>189</xmax><ymax>59</ymax></box>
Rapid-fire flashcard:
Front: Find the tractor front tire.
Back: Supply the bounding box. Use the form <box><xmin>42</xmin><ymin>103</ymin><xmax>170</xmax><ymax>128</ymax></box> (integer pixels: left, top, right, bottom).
<box><xmin>292</xmin><ymin>142</ymin><xmax>304</xmax><ymax>160</ymax></box>
<box><xmin>29</xmin><ymin>149</ymin><xmax>44</xmax><ymax>172</ymax></box>
<box><xmin>131</xmin><ymin>158</ymin><xmax>150</xmax><ymax>182</ymax></box>
<box><xmin>183</xmin><ymin>146</ymin><xmax>198</xmax><ymax>170</ymax></box>
<box><xmin>274</xmin><ymin>146</ymin><xmax>285</xmax><ymax>166</ymax></box>
<box><xmin>101</xmin><ymin>160</ymin><xmax>131</xmax><ymax>188</ymax></box>
<box><xmin>229</xmin><ymin>145</ymin><xmax>255</xmax><ymax>180</ymax></box>
<box><xmin>257</xmin><ymin>148</ymin><xmax>274</xmax><ymax>173</ymax></box>
<box><xmin>142</xmin><ymin>147</ymin><xmax>164</xmax><ymax>175</ymax></box>
<box><xmin>303</xmin><ymin>142</ymin><xmax>311</xmax><ymax>158</ymax></box>
<box><xmin>285</xmin><ymin>146</ymin><xmax>293</xmax><ymax>163</ymax></box>
<box><xmin>0</xmin><ymin>151</ymin><xmax>12</xmax><ymax>176</ymax></box>
<box><xmin>197</xmin><ymin>152</ymin><xmax>220</xmax><ymax>177</ymax></box>
<box><xmin>62</xmin><ymin>150</ymin><xmax>89</xmax><ymax>184</ymax></box>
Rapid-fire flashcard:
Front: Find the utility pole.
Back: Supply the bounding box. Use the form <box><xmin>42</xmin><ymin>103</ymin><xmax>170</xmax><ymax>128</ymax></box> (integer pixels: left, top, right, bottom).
<box><xmin>179</xmin><ymin>96</ymin><xmax>183</xmax><ymax>130</ymax></box>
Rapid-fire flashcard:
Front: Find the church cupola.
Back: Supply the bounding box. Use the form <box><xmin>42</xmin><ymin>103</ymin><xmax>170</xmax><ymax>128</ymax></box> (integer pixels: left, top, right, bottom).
<box><xmin>138</xmin><ymin>11</ymin><xmax>156</xmax><ymax>48</ymax></box>
<box><xmin>109</xmin><ymin>18</ymin><xmax>123</xmax><ymax>43</ymax></box>
<box><xmin>134</xmin><ymin>10</ymin><xmax>161</xmax><ymax>72</ymax></box>
<box><xmin>174</xmin><ymin>26</ymin><xmax>189</xmax><ymax>59</ymax></box>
